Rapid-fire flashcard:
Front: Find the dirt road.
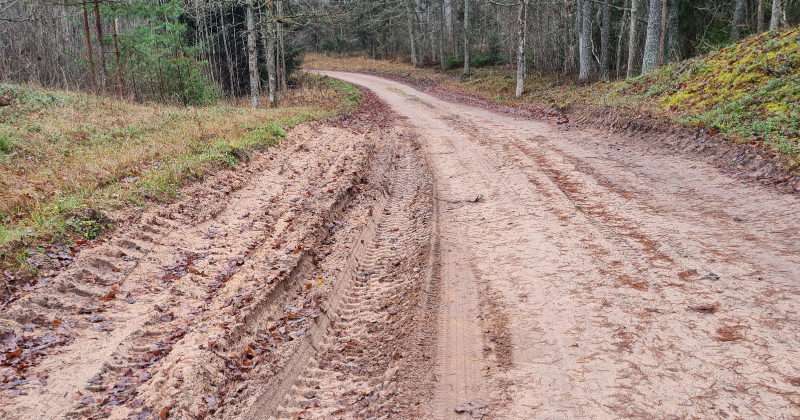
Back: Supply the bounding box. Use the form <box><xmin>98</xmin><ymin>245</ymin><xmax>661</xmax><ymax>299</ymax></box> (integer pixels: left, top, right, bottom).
<box><xmin>319</xmin><ymin>71</ymin><xmax>800</xmax><ymax>419</ymax></box>
<box><xmin>1</xmin><ymin>72</ymin><xmax>799</xmax><ymax>420</ymax></box>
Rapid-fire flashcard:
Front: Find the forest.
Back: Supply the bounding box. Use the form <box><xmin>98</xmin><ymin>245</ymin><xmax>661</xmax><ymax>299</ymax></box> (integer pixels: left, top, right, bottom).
<box><xmin>2</xmin><ymin>0</ymin><xmax>798</xmax><ymax>104</ymax></box>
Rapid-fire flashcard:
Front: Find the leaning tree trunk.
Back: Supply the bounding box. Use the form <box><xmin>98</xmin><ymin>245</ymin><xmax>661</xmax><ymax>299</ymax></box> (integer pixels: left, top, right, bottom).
<box><xmin>757</xmin><ymin>0</ymin><xmax>764</xmax><ymax>33</ymax></box>
<box><xmin>578</xmin><ymin>0</ymin><xmax>592</xmax><ymax>79</ymax></box>
<box><xmin>641</xmin><ymin>0</ymin><xmax>663</xmax><ymax>74</ymax></box>
<box><xmin>405</xmin><ymin>0</ymin><xmax>418</xmax><ymax>66</ymax></box>
<box><xmin>666</xmin><ymin>0</ymin><xmax>679</xmax><ymax>62</ymax></box>
<box><xmin>769</xmin><ymin>0</ymin><xmax>781</xmax><ymax>30</ymax></box>
<box><xmin>731</xmin><ymin>0</ymin><xmax>746</xmax><ymax>41</ymax></box>
<box><xmin>626</xmin><ymin>0</ymin><xmax>640</xmax><ymax>77</ymax></box>
<box><xmin>463</xmin><ymin>0</ymin><xmax>471</xmax><ymax>76</ymax></box>
<box><xmin>246</xmin><ymin>0</ymin><xmax>260</xmax><ymax>108</ymax></box>
<box><xmin>600</xmin><ymin>0</ymin><xmax>611</xmax><ymax>80</ymax></box>
<box><xmin>516</xmin><ymin>0</ymin><xmax>528</xmax><ymax>96</ymax></box>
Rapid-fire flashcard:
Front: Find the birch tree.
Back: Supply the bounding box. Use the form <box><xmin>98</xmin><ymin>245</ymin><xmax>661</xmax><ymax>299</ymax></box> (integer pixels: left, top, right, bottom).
<box><xmin>515</xmin><ymin>0</ymin><xmax>528</xmax><ymax>96</ymax></box>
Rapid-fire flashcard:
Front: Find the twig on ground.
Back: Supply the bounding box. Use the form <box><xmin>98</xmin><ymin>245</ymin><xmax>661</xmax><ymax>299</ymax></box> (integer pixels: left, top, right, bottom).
<box><xmin>436</xmin><ymin>195</ymin><xmax>483</xmax><ymax>204</ymax></box>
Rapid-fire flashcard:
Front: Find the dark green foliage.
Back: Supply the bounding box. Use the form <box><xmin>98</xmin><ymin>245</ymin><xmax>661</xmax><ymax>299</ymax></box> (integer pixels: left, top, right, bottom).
<box><xmin>0</xmin><ymin>133</ymin><xmax>12</xmax><ymax>154</ymax></box>
<box><xmin>107</xmin><ymin>1</ymin><xmax>219</xmax><ymax>105</ymax></box>
<box><xmin>443</xmin><ymin>56</ymin><xmax>464</xmax><ymax>70</ymax></box>
<box><xmin>470</xmin><ymin>35</ymin><xmax>505</xmax><ymax>68</ymax></box>
<box><xmin>284</xmin><ymin>45</ymin><xmax>306</xmax><ymax>78</ymax></box>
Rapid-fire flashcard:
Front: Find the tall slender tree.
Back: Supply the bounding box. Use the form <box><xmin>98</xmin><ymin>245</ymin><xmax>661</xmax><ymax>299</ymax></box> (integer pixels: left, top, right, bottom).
<box><xmin>731</xmin><ymin>0</ymin><xmax>746</xmax><ymax>41</ymax></box>
<box><xmin>642</xmin><ymin>0</ymin><xmax>663</xmax><ymax>74</ymax></box>
<box><xmin>515</xmin><ymin>0</ymin><xmax>528</xmax><ymax>96</ymax></box>
<box><xmin>769</xmin><ymin>0</ymin><xmax>782</xmax><ymax>29</ymax></box>
<box><xmin>578</xmin><ymin>0</ymin><xmax>592</xmax><ymax>79</ymax></box>
<box><xmin>463</xmin><ymin>0</ymin><xmax>471</xmax><ymax>76</ymax></box>
<box><xmin>246</xmin><ymin>0</ymin><xmax>259</xmax><ymax>108</ymax></box>
<box><xmin>600</xmin><ymin>0</ymin><xmax>611</xmax><ymax>80</ymax></box>
<box><xmin>626</xmin><ymin>0</ymin><xmax>640</xmax><ymax>77</ymax></box>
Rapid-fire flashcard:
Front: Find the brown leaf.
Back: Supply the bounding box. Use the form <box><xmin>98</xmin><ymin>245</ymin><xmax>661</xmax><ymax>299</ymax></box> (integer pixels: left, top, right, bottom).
<box><xmin>159</xmin><ymin>406</ymin><xmax>171</xmax><ymax>419</ymax></box>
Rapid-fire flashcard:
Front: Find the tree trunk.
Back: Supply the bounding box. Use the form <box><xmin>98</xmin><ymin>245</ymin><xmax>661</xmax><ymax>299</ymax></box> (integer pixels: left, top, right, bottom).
<box><xmin>277</xmin><ymin>0</ymin><xmax>287</xmax><ymax>91</ymax></box>
<box><xmin>658</xmin><ymin>0</ymin><xmax>667</xmax><ymax>65</ymax></box>
<box><xmin>769</xmin><ymin>0</ymin><xmax>781</xmax><ymax>30</ymax></box>
<box><xmin>564</xmin><ymin>0</ymin><xmax>574</xmax><ymax>74</ymax></box>
<box><xmin>578</xmin><ymin>0</ymin><xmax>592</xmax><ymax>79</ymax></box>
<box><xmin>667</xmin><ymin>0</ymin><xmax>679</xmax><ymax>62</ymax></box>
<box><xmin>600</xmin><ymin>0</ymin><xmax>611</xmax><ymax>80</ymax></box>
<box><xmin>757</xmin><ymin>0</ymin><xmax>764</xmax><ymax>33</ymax></box>
<box><xmin>626</xmin><ymin>0</ymin><xmax>640</xmax><ymax>77</ymax></box>
<box><xmin>82</xmin><ymin>4</ymin><xmax>97</xmax><ymax>94</ymax></box>
<box><xmin>439</xmin><ymin>0</ymin><xmax>447</xmax><ymax>70</ymax></box>
<box><xmin>246</xmin><ymin>0</ymin><xmax>260</xmax><ymax>108</ymax></box>
<box><xmin>112</xmin><ymin>17</ymin><xmax>126</xmax><ymax>97</ymax></box>
<box><xmin>405</xmin><ymin>0</ymin><xmax>418</xmax><ymax>66</ymax></box>
<box><xmin>641</xmin><ymin>0</ymin><xmax>663</xmax><ymax>74</ymax></box>
<box><xmin>617</xmin><ymin>0</ymin><xmax>630</xmax><ymax>78</ymax></box>
<box><xmin>262</xmin><ymin>12</ymin><xmax>277</xmax><ymax>107</ymax></box>
<box><xmin>731</xmin><ymin>0</ymin><xmax>746</xmax><ymax>41</ymax></box>
<box><xmin>516</xmin><ymin>0</ymin><xmax>528</xmax><ymax>96</ymax></box>
<box><xmin>220</xmin><ymin>3</ymin><xmax>235</xmax><ymax>96</ymax></box>
<box><xmin>463</xmin><ymin>0</ymin><xmax>471</xmax><ymax>76</ymax></box>
<box><xmin>93</xmin><ymin>0</ymin><xmax>107</xmax><ymax>92</ymax></box>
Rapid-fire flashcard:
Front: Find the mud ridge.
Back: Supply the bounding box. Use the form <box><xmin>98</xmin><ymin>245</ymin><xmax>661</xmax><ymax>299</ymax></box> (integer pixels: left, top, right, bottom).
<box><xmin>566</xmin><ymin>105</ymin><xmax>800</xmax><ymax>194</ymax></box>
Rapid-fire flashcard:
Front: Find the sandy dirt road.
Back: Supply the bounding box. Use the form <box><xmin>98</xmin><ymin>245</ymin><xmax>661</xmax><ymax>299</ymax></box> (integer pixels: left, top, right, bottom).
<box><xmin>1</xmin><ymin>71</ymin><xmax>799</xmax><ymax>420</ymax></box>
<box><xmin>319</xmin><ymin>71</ymin><xmax>800</xmax><ymax>419</ymax></box>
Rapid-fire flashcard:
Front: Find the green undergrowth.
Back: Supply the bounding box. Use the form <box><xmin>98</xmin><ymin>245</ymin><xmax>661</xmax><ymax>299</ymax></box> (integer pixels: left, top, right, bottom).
<box><xmin>0</xmin><ymin>74</ymin><xmax>362</xmax><ymax>279</ymax></box>
<box><xmin>615</xmin><ymin>27</ymin><xmax>800</xmax><ymax>163</ymax></box>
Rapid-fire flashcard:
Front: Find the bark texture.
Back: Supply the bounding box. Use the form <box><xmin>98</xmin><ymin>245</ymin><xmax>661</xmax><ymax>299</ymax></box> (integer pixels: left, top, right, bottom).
<box><xmin>731</xmin><ymin>0</ymin><xmax>746</xmax><ymax>41</ymax></box>
<box><xmin>246</xmin><ymin>0</ymin><xmax>260</xmax><ymax>108</ymax></box>
<box><xmin>627</xmin><ymin>0</ymin><xmax>640</xmax><ymax>77</ymax></box>
<box><xmin>516</xmin><ymin>0</ymin><xmax>528</xmax><ymax>96</ymax></box>
<box><xmin>578</xmin><ymin>0</ymin><xmax>592</xmax><ymax>79</ymax></box>
<box><xmin>600</xmin><ymin>0</ymin><xmax>612</xmax><ymax>80</ymax></box>
<box><xmin>463</xmin><ymin>0</ymin><xmax>471</xmax><ymax>76</ymax></box>
<box><xmin>642</xmin><ymin>0</ymin><xmax>663</xmax><ymax>74</ymax></box>
<box><xmin>769</xmin><ymin>0</ymin><xmax>781</xmax><ymax>29</ymax></box>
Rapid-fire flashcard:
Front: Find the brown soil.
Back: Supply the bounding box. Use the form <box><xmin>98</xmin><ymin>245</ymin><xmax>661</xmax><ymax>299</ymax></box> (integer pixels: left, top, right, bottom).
<box><xmin>2</xmin><ymin>71</ymin><xmax>800</xmax><ymax>420</ymax></box>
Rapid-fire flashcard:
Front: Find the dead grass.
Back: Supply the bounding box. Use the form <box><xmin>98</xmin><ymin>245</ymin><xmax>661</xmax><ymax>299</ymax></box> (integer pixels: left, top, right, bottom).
<box><xmin>0</xmin><ymin>73</ymin><xmax>361</xmax><ymax>278</ymax></box>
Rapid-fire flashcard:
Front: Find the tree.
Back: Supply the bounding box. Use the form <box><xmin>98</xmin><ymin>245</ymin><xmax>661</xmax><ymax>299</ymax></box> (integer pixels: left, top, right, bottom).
<box><xmin>666</xmin><ymin>0</ymin><xmax>679</xmax><ymax>62</ymax></box>
<box><xmin>642</xmin><ymin>0</ymin><xmax>663</xmax><ymax>74</ymax></box>
<box><xmin>246</xmin><ymin>0</ymin><xmax>259</xmax><ymax>108</ymax></box>
<box><xmin>463</xmin><ymin>0</ymin><xmax>471</xmax><ymax>76</ymax></box>
<box><xmin>405</xmin><ymin>0</ymin><xmax>418</xmax><ymax>66</ymax></box>
<box><xmin>769</xmin><ymin>0</ymin><xmax>782</xmax><ymax>30</ymax></box>
<box><xmin>730</xmin><ymin>0</ymin><xmax>745</xmax><ymax>41</ymax></box>
<box><xmin>600</xmin><ymin>0</ymin><xmax>612</xmax><ymax>80</ymax></box>
<box><xmin>579</xmin><ymin>0</ymin><xmax>592</xmax><ymax>79</ymax></box>
<box><xmin>627</xmin><ymin>0</ymin><xmax>640</xmax><ymax>77</ymax></box>
<box><xmin>515</xmin><ymin>0</ymin><xmax>528</xmax><ymax>96</ymax></box>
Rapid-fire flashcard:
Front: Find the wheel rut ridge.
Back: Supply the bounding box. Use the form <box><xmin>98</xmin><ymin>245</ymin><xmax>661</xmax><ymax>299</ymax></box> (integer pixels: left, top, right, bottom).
<box><xmin>265</xmin><ymin>145</ymin><xmax>436</xmax><ymax>420</ymax></box>
<box><xmin>0</xmin><ymin>124</ymin><xmax>395</xmax><ymax>420</ymax></box>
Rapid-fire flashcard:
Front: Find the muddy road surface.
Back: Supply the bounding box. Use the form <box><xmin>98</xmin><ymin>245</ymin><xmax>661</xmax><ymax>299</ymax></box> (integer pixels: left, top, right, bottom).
<box><xmin>2</xmin><ymin>72</ymin><xmax>800</xmax><ymax>420</ymax></box>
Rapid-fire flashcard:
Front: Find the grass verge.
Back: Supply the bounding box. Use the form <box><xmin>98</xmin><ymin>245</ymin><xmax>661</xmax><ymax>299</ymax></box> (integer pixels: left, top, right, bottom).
<box><xmin>307</xmin><ymin>27</ymin><xmax>800</xmax><ymax>168</ymax></box>
<box><xmin>0</xmin><ymin>73</ymin><xmax>362</xmax><ymax>281</ymax></box>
